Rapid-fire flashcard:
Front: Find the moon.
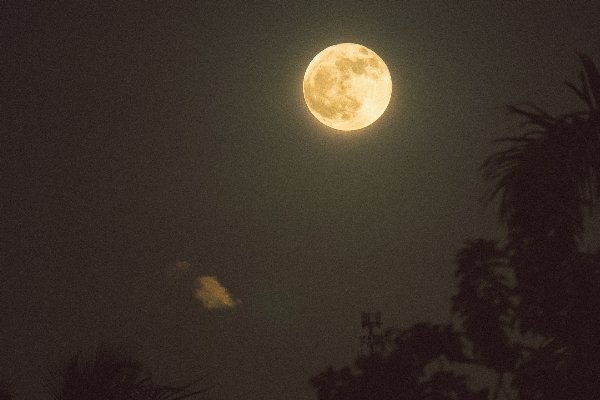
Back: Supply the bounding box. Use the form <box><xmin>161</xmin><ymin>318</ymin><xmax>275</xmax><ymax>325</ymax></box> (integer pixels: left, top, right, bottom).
<box><xmin>303</xmin><ymin>43</ymin><xmax>392</xmax><ymax>131</ymax></box>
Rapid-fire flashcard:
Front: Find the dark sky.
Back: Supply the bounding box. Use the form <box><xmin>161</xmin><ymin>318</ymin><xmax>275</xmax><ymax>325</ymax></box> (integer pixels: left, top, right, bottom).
<box><xmin>1</xmin><ymin>1</ymin><xmax>599</xmax><ymax>399</ymax></box>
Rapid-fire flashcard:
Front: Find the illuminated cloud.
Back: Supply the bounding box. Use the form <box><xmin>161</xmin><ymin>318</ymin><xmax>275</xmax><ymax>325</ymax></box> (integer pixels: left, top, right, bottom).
<box><xmin>194</xmin><ymin>276</ymin><xmax>241</xmax><ymax>309</ymax></box>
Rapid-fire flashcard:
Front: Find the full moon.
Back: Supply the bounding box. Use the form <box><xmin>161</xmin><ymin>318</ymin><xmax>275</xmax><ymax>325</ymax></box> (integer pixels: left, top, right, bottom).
<box><xmin>303</xmin><ymin>43</ymin><xmax>392</xmax><ymax>131</ymax></box>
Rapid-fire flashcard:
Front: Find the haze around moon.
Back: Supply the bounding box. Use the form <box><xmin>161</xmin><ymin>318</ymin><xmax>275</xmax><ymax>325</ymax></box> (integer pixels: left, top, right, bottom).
<box><xmin>303</xmin><ymin>43</ymin><xmax>392</xmax><ymax>131</ymax></box>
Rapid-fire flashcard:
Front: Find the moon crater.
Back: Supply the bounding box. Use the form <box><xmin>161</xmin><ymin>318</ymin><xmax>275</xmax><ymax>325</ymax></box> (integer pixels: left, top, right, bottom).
<box><xmin>303</xmin><ymin>43</ymin><xmax>392</xmax><ymax>131</ymax></box>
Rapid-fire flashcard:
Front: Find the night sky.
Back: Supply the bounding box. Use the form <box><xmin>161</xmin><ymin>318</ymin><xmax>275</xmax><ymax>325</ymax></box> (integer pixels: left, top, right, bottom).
<box><xmin>2</xmin><ymin>1</ymin><xmax>600</xmax><ymax>399</ymax></box>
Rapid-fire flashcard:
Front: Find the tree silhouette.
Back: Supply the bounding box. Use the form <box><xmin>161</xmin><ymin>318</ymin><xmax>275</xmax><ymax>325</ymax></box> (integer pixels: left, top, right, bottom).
<box><xmin>311</xmin><ymin>323</ymin><xmax>487</xmax><ymax>400</ymax></box>
<box><xmin>48</xmin><ymin>343</ymin><xmax>211</xmax><ymax>400</ymax></box>
<box><xmin>310</xmin><ymin>366</ymin><xmax>355</xmax><ymax>400</ymax></box>
<box><xmin>481</xmin><ymin>53</ymin><xmax>600</xmax><ymax>400</ymax></box>
<box><xmin>451</xmin><ymin>239</ymin><xmax>520</xmax><ymax>400</ymax></box>
<box><xmin>482</xmin><ymin>53</ymin><xmax>600</xmax><ymax>247</ymax></box>
<box><xmin>311</xmin><ymin>54</ymin><xmax>600</xmax><ymax>400</ymax></box>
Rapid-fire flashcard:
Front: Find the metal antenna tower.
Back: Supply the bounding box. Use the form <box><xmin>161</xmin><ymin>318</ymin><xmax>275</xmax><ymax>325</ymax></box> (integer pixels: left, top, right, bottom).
<box><xmin>359</xmin><ymin>311</ymin><xmax>382</xmax><ymax>356</ymax></box>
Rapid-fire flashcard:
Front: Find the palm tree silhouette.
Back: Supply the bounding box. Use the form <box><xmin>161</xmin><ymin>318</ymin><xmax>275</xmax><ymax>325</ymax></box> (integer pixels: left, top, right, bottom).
<box><xmin>482</xmin><ymin>53</ymin><xmax>600</xmax><ymax>248</ymax></box>
<box><xmin>480</xmin><ymin>53</ymin><xmax>600</xmax><ymax>400</ymax></box>
<box><xmin>48</xmin><ymin>343</ymin><xmax>211</xmax><ymax>400</ymax></box>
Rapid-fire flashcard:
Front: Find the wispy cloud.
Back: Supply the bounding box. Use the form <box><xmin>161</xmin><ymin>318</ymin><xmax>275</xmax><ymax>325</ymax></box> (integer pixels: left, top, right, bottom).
<box><xmin>194</xmin><ymin>276</ymin><xmax>241</xmax><ymax>309</ymax></box>
<box><xmin>165</xmin><ymin>260</ymin><xmax>191</xmax><ymax>278</ymax></box>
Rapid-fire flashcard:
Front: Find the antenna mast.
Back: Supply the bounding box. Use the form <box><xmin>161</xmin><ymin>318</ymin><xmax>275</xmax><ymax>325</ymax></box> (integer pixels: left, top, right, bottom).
<box><xmin>359</xmin><ymin>311</ymin><xmax>382</xmax><ymax>356</ymax></box>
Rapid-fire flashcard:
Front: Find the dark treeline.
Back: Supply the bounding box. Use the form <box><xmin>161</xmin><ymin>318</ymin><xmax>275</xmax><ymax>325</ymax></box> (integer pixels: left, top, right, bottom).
<box><xmin>310</xmin><ymin>54</ymin><xmax>600</xmax><ymax>400</ymax></box>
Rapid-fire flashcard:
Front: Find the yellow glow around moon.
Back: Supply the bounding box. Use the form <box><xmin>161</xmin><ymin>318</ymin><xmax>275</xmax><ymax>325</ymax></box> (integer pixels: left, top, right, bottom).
<box><xmin>303</xmin><ymin>43</ymin><xmax>392</xmax><ymax>131</ymax></box>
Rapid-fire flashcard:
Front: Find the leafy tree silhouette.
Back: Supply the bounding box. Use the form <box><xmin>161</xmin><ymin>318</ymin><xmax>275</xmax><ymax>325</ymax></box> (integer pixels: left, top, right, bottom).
<box><xmin>311</xmin><ymin>54</ymin><xmax>600</xmax><ymax>400</ymax></box>
<box><xmin>452</xmin><ymin>239</ymin><xmax>520</xmax><ymax>400</ymax></box>
<box><xmin>311</xmin><ymin>323</ymin><xmax>487</xmax><ymax>400</ymax></box>
<box><xmin>48</xmin><ymin>343</ymin><xmax>211</xmax><ymax>400</ymax></box>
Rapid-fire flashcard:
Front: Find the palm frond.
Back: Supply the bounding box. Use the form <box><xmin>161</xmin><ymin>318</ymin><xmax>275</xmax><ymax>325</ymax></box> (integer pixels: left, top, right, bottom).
<box><xmin>506</xmin><ymin>104</ymin><xmax>558</xmax><ymax>129</ymax></box>
<box><xmin>144</xmin><ymin>379</ymin><xmax>213</xmax><ymax>400</ymax></box>
<box><xmin>576</xmin><ymin>52</ymin><xmax>600</xmax><ymax>111</ymax></box>
<box><xmin>564</xmin><ymin>73</ymin><xmax>591</xmax><ymax>108</ymax></box>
